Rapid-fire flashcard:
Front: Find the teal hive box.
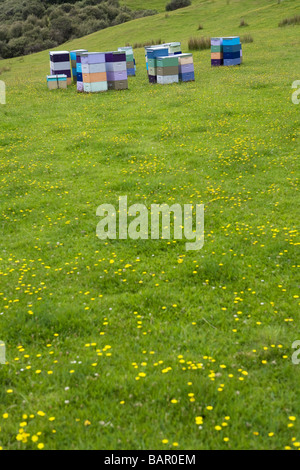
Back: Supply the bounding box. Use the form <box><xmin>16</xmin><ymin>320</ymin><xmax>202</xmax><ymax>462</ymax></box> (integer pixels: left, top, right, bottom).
<box><xmin>211</xmin><ymin>45</ymin><xmax>222</xmax><ymax>53</ymax></box>
<box><xmin>156</xmin><ymin>56</ymin><xmax>179</xmax><ymax>67</ymax></box>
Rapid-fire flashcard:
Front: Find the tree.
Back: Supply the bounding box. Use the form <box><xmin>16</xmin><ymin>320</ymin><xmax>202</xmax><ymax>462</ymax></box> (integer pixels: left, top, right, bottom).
<box><xmin>165</xmin><ymin>0</ymin><xmax>191</xmax><ymax>12</ymax></box>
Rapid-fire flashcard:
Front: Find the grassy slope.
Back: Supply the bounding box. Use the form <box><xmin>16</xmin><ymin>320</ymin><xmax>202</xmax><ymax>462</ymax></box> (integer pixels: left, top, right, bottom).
<box><xmin>120</xmin><ymin>0</ymin><xmax>166</xmax><ymax>12</ymax></box>
<box><xmin>0</xmin><ymin>0</ymin><xmax>300</xmax><ymax>450</ymax></box>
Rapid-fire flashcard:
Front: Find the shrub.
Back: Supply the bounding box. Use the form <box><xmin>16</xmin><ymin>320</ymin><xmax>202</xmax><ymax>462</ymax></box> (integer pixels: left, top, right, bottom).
<box><xmin>22</xmin><ymin>1</ymin><xmax>45</xmax><ymax>21</ymax></box>
<box><xmin>241</xmin><ymin>34</ymin><xmax>253</xmax><ymax>44</ymax></box>
<box><xmin>112</xmin><ymin>12</ymin><xmax>132</xmax><ymax>25</ymax></box>
<box><xmin>7</xmin><ymin>36</ymin><xmax>27</xmax><ymax>56</ymax></box>
<box><xmin>239</xmin><ymin>19</ymin><xmax>249</xmax><ymax>27</ymax></box>
<box><xmin>50</xmin><ymin>15</ymin><xmax>73</xmax><ymax>39</ymax></box>
<box><xmin>279</xmin><ymin>15</ymin><xmax>300</xmax><ymax>27</ymax></box>
<box><xmin>0</xmin><ymin>27</ymin><xmax>9</xmax><ymax>42</ymax></box>
<box><xmin>188</xmin><ymin>36</ymin><xmax>210</xmax><ymax>51</ymax></box>
<box><xmin>0</xmin><ymin>66</ymin><xmax>11</xmax><ymax>75</ymax></box>
<box><xmin>60</xmin><ymin>3</ymin><xmax>75</xmax><ymax>13</ymax></box>
<box><xmin>10</xmin><ymin>22</ymin><xmax>23</xmax><ymax>38</ymax></box>
<box><xmin>132</xmin><ymin>9</ymin><xmax>157</xmax><ymax>19</ymax></box>
<box><xmin>133</xmin><ymin>39</ymin><xmax>165</xmax><ymax>49</ymax></box>
<box><xmin>166</xmin><ymin>0</ymin><xmax>191</xmax><ymax>12</ymax></box>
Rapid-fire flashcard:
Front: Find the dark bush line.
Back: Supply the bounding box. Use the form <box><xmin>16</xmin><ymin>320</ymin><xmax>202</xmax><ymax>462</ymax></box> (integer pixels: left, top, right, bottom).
<box><xmin>0</xmin><ymin>0</ymin><xmax>157</xmax><ymax>59</ymax></box>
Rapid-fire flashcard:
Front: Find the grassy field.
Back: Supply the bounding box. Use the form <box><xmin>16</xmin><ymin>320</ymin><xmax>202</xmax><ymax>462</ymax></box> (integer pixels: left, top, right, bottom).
<box><xmin>0</xmin><ymin>0</ymin><xmax>300</xmax><ymax>451</ymax></box>
<box><xmin>121</xmin><ymin>0</ymin><xmax>167</xmax><ymax>12</ymax></box>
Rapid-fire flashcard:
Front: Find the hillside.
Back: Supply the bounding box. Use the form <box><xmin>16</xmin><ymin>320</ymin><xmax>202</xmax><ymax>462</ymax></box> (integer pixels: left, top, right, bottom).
<box><xmin>0</xmin><ymin>0</ymin><xmax>300</xmax><ymax>451</ymax></box>
<box><xmin>120</xmin><ymin>0</ymin><xmax>166</xmax><ymax>12</ymax></box>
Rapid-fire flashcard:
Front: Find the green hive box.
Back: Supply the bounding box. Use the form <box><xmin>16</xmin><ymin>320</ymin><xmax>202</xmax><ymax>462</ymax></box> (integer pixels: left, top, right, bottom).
<box><xmin>147</xmin><ymin>58</ymin><xmax>156</xmax><ymax>68</ymax></box>
<box><xmin>211</xmin><ymin>45</ymin><xmax>223</xmax><ymax>53</ymax></box>
<box><xmin>156</xmin><ymin>56</ymin><xmax>179</xmax><ymax>67</ymax></box>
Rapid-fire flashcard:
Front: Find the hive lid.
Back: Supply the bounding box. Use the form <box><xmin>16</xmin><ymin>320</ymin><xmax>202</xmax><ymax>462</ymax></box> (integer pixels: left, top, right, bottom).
<box><xmin>49</xmin><ymin>51</ymin><xmax>69</xmax><ymax>54</ymax></box>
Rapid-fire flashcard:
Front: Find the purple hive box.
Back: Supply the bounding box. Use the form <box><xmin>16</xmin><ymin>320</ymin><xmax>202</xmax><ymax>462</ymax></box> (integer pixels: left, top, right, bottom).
<box><xmin>81</xmin><ymin>53</ymin><xmax>105</xmax><ymax>65</ymax></box>
<box><xmin>77</xmin><ymin>82</ymin><xmax>84</xmax><ymax>92</ymax></box>
<box><xmin>50</xmin><ymin>51</ymin><xmax>70</xmax><ymax>63</ymax></box>
<box><xmin>211</xmin><ymin>38</ymin><xmax>223</xmax><ymax>47</ymax></box>
<box><xmin>106</xmin><ymin>70</ymin><xmax>127</xmax><ymax>81</ymax></box>
<box><xmin>148</xmin><ymin>74</ymin><xmax>157</xmax><ymax>84</ymax></box>
<box><xmin>211</xmin><ymin>59</ymin><xmax>223</xmax><ymax>67</ymax></box>
<box><xmin>51</xmin><ymin>68</ymin><xmax>71</xmax><ymax>77</ymax></box>
<box><xmin>179</xmin><ymin>63</ymin><xmax>194</xmax><ymax>74</ymax></box>
<box><xmin>105</xmin><ymin>52</ymin><xmax>126</xmax><ymax>63</ymax></box>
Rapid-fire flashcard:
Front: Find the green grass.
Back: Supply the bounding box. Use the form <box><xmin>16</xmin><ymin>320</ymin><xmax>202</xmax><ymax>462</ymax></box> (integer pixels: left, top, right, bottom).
<box><xmin>0</xmin><ymin>0</ymin><xmax>300</xmax><ymax>451</ymax></box>
<box><xmin>121</xmin><ymin>0</ymin><xmax>167</xmax><ymax>12</ymax></box>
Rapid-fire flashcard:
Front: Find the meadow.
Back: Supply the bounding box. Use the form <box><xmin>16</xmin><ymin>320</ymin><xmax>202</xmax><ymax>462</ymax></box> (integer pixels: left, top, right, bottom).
<box><xmin>0</xmin><ymin>0</ymin><xmax>299</xmax><ymax>450</ymax></box>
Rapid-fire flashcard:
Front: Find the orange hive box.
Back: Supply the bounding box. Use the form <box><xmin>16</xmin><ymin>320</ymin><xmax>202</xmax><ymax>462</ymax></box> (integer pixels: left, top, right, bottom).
<box><xmin>83</xmin><ymin>72</ymin><xmax>107</xmax><ymax>83</ymax></box>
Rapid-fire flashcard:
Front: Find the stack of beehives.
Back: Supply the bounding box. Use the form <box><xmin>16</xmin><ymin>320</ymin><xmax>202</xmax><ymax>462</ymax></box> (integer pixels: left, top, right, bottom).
<box><xmin>47</xmin><ymin>74</ymin><xmax>67</xmax><ymax>90</ymax></box>
<box><xmin>178</xmin><ymin>53</ymin><xmax>195</xmax><ymax>82</ymax></box>
<box><xmin>211</xmin><ymin>37</ymin><xmax>242</xmax><ymax>67</ymax></box>
<box><xmin>118</xmin><ymin>47</ymin><xmax>136</xmax><ymax>76</ymax></box>
<box><xmin>165</xmin><ymin>42</ymin><xmax>181</xmax><ymax>55</ymax></box>
<box><xmin>222</xmin><ymin>37</ymin><xmax>242</xmax><ymax>66</ymax></box>
<box><xmin>49</xmin><ymin>51</ymin><xmax>72</xmax><ymax>85</ymax></box>
<box><xmin>145</xmin><ymin>45</ymin><xmax>169</xmax><ymax>83</ymax></box>
<box><xmin>70</xmin><ymin>49</ymin><xmax>87</xmax><ymax>83</ymax></box>
<box><xmin>211</xmin><ymin>38</ymin><xmax>223</xmax><ymax>67</ymax></box>
<box><xmin>81</xmin><ymin>52</ymin><xmax>108</xmax><ymax>93</ymax></box>
<box><xmin>75</xmin><ymin>51</ymin><xmax>88</xmax><ymax>92</ymax></box>
<box><xmin>156</xmin><ymin>55</ymin><xmax>179</xmax><ymax>85</ymax></box>
<box><xmin>105</xmin><ymin>51</ymin><xmax>128</xmax><ymax>90</ymax></box>
<box><xmin>145</xmin><ymin>44</ymin><xmax>195</xmax><ymax>84</ymax></box>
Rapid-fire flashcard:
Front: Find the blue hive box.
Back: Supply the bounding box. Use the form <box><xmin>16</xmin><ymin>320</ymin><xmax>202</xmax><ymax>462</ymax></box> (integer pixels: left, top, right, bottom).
<box><xmin>222</xmin><ymin>37</ymin><xmax>240</xmax><ymax>46</ymax></box>
<box><xmin>223</xmin><ymin>58</ymin><xmax>241</xmax><ymax>66</ymax></box>
<box><xmin>223</xmin><ymin>44</ymin><xmax>241</xmax><ymax>53</ymax></box>
<box><xmin>223</xmin><ymin>51</ymin><xmax>241</xmax><ymax>60</ymax></box>
<box><xmin>179</xmin><ymin>71</ymin><xmax>195</xmax><ymax>82</ymax></box>
<box><xmin>146</xmin><ymin>47</ymin><xmax>169</xmax><ymax>59</ymax></box>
